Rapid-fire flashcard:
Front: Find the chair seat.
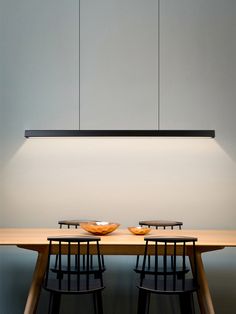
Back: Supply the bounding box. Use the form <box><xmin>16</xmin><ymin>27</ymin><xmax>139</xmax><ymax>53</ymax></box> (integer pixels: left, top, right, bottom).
<box><xmin>134</xmin><ymin>266</ymin><xmax>189</xmax><ymax>276</ymax></box>
<box><xmin>138</xmin><ymin>278</ymin><xmax>198</xmax><ymax>295</ymax></box>
<box><xmin>139</xmin><ymin>220</ymin><xmax>183</xmax><ymax>229</ymax></box>
<box><xmin>58</xmin><ymin>219</ymin><xmax>95</xmax><ymax>228</ymax></box>
<box><xmin>51</xmin><ymin>265</ymin><xmax>106</xmax><ymax>275</ymax></box>
<box><xmin>44</xmin><ymin>275</ymin><xmax>105</xmax><ymax>295</ymax></box>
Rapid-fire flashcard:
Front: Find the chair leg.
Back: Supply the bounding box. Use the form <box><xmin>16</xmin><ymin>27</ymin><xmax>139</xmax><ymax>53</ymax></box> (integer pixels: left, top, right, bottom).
<box><xmin>146</xmin><ymin>292</ymin><xmax>150</xmax><ymax>314</ymax></box>
<box><xmin>136</xmin><ymin>255</ymin><xmax>140</xmax><ymax>269</ymax></box>
<box><xmin>94</xmin><ymin>291</ymin><xmax>103</xmax><ymax>314</ymax></box>
<box><xmin>148</xmin><ymin>255</ymin><xmax>151</xmax><ymax>269</ymax></box>
<box><xmin>179</xmin><ymin>292</ymin><xmax>195</xmax><ymax>314</ymax></box>
<box><xmin>137</xmin><ymin>289</ymin><xmax>150</xmax><ymax>314</ymax></box>
<box><xmin>48</xmin><ymin>292</ymin><xmax>61</xmax><ymax>314</ymax></box>
<box><xmin>101</xmin><ymin>255</ymin><xmax>105</xmax><ymax>268</ymax></box>
<box><xmin>93</xmin><ymin>293</ymin><xmax>97</xmax><ymax>314</ymax></box>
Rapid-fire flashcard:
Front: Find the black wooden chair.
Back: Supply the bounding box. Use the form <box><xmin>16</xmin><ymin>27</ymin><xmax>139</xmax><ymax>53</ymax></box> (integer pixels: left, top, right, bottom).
<box><xmin>136</xmin><ymin>236</ymin><xmax>198</xmax><ymax>314</ymax></box>
<box><xmin>43</xmin><ymin>236</ymin><xmax>105</xmax><ymax>314</ymax></box>
<box><xmin>57</xmin><ymin>220</ymin><xmax>105</xmax><ymax>271</ymax></box>
<box><xmin>139</xmin><ymin>220</ymin><xmax>183</xmax><ymax>230</ymax></box>
<box><xmin>58</xmin><ymin>219</ymin><xmax>94</xmax><ymax>229</ymax></box>
<box><xmin>135</xmin><ymin>220</ymin><xmax>183</xmax><ymax>272</ymax></box>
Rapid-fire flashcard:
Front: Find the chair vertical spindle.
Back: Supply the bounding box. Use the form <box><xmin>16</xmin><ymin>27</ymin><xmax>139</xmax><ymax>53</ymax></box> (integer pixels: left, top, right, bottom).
<box><xmin>68</xmin><ymin>241</ymin><xmax>71</xmax><ymax>291</ymax></box>
<box><xmin>135</xmin><ymin>255</ymin><xmax>140</xmax><ymax>269</ymax></box>
<box><xmin>91</xmin><ymin>254</ymin><xmax>93</xmax><ymax>268</ymax></box>
<box><xmin>192</xmin><ymin>241</ymin><xmax>198</xmax><ymax>286</ymax></box>
<box><xmin>77</xmin><ymin>242</ymin><xmax>80</xmax><ymax>290</ymax></box>
<box><xmin>154</xmin><ymin>242</ymin><xmax>158</xmax><ymax>290</ymax></box>
<box><xmin>83</xmin><ymin>254</ymin><xmax>85</xmax><ymax>269</ymax></box>
<box><xmin>97</xmin><ymin>241</ymin><xmax>104</xmax><ymax>286</ymax></box>
<box><xmin>182</xmin><ymin>242</ymin><xmax>186</xmax><ymax>290</ymax></box>
<box><xmin>141</xmin><ymin>241</ymin><xmax>148</xmax><ymax>286</ymax></box>
<box><xmin>164</xmin><ymin>242</ymin><xmax>167</xmax><ymax>290</ymax></box>
<box><xmin>59</xmin><ymin>241</ymin><xmax>62</xmax><ymax>290</ymax></box>
<box><xmin>45</xmin><ymin>241</ymin><xmax>52</xmax><ymax>286</ymax></box>
<box><xmin>86</xmin><ymin>241</ymin><xmax>90</xmax><ymax>290</ymax></box>
<box><xmin>173</xmin><ymin>242</ymin><xmax>177</xmax><ymax>291</ymax></box>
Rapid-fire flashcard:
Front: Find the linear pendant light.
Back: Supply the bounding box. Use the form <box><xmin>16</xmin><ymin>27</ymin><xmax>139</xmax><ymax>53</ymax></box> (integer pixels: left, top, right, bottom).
<box><xmin>24</xmin><ymin>0</ymin><xmax>215</xmax><ymax>139</ymax></box>
<box><xmin>24</xmin><ymin>130</ymin><xmax>215</xmax><ymax>138</ymax></box>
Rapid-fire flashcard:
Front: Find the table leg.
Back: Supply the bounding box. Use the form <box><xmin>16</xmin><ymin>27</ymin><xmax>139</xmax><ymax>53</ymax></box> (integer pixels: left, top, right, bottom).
<box><xmin>24</xmin><ymin>249</ymin><xmax>48</xmax><ymax>314</ymax></box>
<box><xmin>189</xmin><ymin>252</ymin><xmax>215</xmax><ymax>314</ymax></box>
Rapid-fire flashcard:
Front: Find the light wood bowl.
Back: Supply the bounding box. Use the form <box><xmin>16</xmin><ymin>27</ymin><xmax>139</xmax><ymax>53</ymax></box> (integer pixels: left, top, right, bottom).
<box><xmin>128</xmin><ymin>226</ymin><xmax>151</xmax><ymax>235</ymax></box>
<box><xmin>80</xmin><ymin>221</ymin><xmax>120</xmax><ymax>235</ymax></box>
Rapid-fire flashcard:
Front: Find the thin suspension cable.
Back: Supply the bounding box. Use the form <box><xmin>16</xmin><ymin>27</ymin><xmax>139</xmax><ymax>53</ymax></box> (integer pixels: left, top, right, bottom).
<box><xmin>78</xmin><ymin>0</ymin><xmax>81</xmax><ymax>130</ymax></box>
<box><xmin>157</xmin><ymin>0</ymin><xmax>160</xmax><ymax>130</ymax></box>
<box><xmin>75</xmin><ymin>0</ymin><xmax>80</xmax><ymax>130</ymax></box>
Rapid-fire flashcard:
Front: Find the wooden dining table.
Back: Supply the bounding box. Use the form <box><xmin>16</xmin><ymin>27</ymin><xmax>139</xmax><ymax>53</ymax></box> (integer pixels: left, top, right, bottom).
<box><xmin>1</xmin><ymin>228</ymin><xmax>236</xmax><ymax>314</ymax></box>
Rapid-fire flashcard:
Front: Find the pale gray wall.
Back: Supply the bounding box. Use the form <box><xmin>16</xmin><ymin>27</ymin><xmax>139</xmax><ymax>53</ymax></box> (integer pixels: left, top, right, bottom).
<box><xmin>0</xmin><ymin>0</ymin><xmax>236</xmax><ymax>313</ymax></box>
<box><xmin>161</xmin><ymin>0</ymin><xmax>236</xmax><ymax>160</ymax></box>
<box><xmin>80</xmin><ymin>0</ymin><xmax>158</xmax><ymax>130</ymax></box>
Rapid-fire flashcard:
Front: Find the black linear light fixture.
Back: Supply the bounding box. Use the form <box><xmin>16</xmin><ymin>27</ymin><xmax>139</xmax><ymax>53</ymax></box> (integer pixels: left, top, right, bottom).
<box><xmin>24</xmin><ymin>0</ymin><xmax>215</xmax><ymax>139</ymax></box>
<box><xmin>24</xmin><ymin>129</ymin><xmax>215</xmax><ymax>138</ymax></box>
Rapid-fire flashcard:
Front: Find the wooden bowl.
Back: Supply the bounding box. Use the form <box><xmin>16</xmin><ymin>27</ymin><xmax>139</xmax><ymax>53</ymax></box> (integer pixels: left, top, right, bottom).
<box><xmin>80</xmin><ymin>221</ymin><xmax>120</xmax><ymax>235</ymax></box>
<box><xmin>128</xmin><ymin>226</ymin><xmax>151</xmax><ymax>235</ymax></box>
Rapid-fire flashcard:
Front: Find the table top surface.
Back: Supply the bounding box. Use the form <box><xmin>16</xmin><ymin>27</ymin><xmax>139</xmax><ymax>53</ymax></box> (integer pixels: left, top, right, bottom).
<box><xmin>0</xmin><ymin>228</ymin><xmax>236</xmax><ymax>247</ymax></box>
